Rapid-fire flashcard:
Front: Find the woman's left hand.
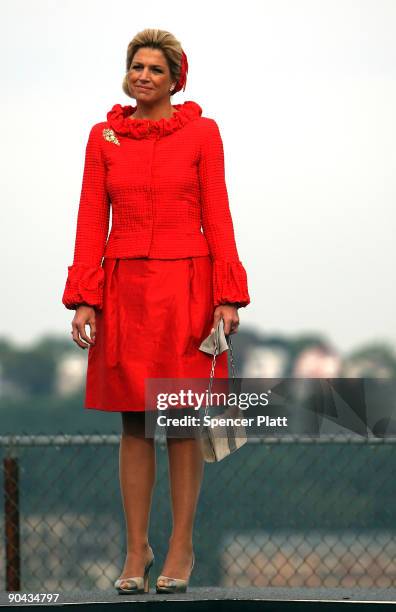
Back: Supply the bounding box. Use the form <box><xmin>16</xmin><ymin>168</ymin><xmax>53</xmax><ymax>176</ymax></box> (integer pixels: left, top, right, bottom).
<box><xmin>210</xmin><ymin>304</ymin><xmax>240</xmax><ymax>336</ymax></box>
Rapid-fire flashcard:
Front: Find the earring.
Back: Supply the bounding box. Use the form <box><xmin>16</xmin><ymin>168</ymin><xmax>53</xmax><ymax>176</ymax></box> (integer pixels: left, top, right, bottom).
<box><xmin>169</xmin><ymin>84</ymin><xmax>175</xmax><ymax>92</ymax></box>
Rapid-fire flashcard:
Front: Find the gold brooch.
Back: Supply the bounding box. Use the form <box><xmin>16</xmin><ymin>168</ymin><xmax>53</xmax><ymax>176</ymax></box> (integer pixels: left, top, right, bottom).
<box><xmin>102</xmin><ymin>128</ymin><xmax>120</xmax><ymax>146</ymax></box>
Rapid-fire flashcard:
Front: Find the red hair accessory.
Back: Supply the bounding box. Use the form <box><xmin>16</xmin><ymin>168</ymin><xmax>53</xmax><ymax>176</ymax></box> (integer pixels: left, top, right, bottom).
<box><xmin>172</xmin><ymin>49</ymin><xmax>188</xmax><ymax>94</ymax></box>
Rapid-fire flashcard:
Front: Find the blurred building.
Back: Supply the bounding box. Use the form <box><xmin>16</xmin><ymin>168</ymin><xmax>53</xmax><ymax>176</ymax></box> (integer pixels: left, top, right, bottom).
<box><xmin>242</xmin><ymin>345</ymin><xmax>290</xmax><ymax>378</ymax></box>
<box><xmin>342</xmin><ymin>356</ymin><xmax>395</xmax><ymax>378</ymax></box>
<box><xmin>56</xmin><ymin>353</ymin><xmax>87</xmax><ymax>396</ymax></box>
<box><xmin>292</xmin><ymin>345</ymin><xmax>342</xmax><ymax>378</ymax></box>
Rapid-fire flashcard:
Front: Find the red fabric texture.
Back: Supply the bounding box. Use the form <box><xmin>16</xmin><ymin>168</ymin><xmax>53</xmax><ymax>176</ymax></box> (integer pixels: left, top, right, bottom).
<box><xmin>85</xmin><ymin>255</ymin><xmax>228</xmax><ymax>412</ymax></box>
<box><xmin>62</xmin><ymin>100</ymin><xmax>250</xmax><ymax>311</ymax></box>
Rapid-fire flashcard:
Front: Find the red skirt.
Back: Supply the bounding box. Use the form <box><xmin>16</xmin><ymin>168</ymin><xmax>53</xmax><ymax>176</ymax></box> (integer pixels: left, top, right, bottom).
<box><xmin>85</xmin><ymin>255</ymin><xmax>229</xmax><ymax>412</ymax></box>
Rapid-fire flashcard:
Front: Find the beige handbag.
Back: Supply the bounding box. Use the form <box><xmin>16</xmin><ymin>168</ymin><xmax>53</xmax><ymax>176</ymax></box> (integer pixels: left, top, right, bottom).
<box><xmin>198</xmin><ymin>318</ymin><xmax>247</xmax><ymax>462</ymax></box>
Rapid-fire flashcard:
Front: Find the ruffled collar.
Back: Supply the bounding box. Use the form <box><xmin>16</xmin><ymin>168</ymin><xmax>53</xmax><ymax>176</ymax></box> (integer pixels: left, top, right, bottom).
<box><xmin>106</xmin><ymin>100</ymin><xmax>202</xmax><ymax>140</ymax></box>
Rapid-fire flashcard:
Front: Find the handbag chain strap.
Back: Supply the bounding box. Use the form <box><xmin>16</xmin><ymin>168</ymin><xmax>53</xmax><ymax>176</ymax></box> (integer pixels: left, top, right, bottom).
<box><xmin>205</xmin><ymin>327</ymin><xmax>237</xmax><ymax>417</ymax></box>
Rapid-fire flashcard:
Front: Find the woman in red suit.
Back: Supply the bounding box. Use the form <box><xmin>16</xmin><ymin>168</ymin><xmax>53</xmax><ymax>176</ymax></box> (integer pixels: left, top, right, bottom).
<box><xmin>62</xmin><ymin>28</ymin><xmax>250</xmax><ymax>594</ymax></box>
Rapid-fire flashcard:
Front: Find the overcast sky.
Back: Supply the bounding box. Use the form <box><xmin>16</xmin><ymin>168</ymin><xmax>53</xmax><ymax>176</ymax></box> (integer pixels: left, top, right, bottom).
<box><xmin>1</xmin><ymin>0</ymin><xmax>395</xmax><ymax>353</ymax></box>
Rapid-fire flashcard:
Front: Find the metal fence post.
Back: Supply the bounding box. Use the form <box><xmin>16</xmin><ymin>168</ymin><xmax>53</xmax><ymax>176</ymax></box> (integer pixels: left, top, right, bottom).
<box><xmin>3</xmin><ymin>452</ymin><xmax>20</xmax><ymax>592</ymax></box>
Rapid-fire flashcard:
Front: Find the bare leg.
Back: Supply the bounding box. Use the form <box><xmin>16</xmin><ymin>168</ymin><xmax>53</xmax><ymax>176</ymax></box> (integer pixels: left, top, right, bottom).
<box><xmin>117</xmin><ymin>412</ymin><xmax>156</xmax><ymax>584</ymax></box>
<box><xmin>157</xmin><ymin>436</ymin><xmax>203</xmax><ymax>583</ymax></box>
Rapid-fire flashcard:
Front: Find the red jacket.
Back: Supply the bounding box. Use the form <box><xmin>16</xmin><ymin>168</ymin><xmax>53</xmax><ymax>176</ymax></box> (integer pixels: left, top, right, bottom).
<box><xmin>62</xmin><ymin>100</ymin><xmax>250</xmax><ymax>310</ymax></box>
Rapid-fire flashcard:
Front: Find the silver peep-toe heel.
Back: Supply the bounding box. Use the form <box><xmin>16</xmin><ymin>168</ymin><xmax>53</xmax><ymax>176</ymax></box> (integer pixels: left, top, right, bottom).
<box><xmin>156</xmin><ymin>552</ymin><xmax>195</xmax><ymax>594</ymax></box>
<box><xmin>114</xmin><ymin>550</ymin><xmax>155</xmax><ymax>594</ymax></box>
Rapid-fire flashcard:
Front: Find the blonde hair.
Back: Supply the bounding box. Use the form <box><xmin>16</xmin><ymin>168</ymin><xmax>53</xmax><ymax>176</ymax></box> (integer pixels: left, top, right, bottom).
<box><xmin>122</xmin><ymin>28</ymin><xmax>184</xmax><ymax>98</ymax></box>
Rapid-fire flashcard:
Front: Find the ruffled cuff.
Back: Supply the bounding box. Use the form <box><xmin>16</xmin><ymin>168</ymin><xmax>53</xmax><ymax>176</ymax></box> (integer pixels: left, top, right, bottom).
<box><xmin>212</xmin><ymin>259</ymin><xmax>251</xmax><ymax>309</ymax></box>
<box><xmin>62</xmin><ymin>264</ymin><xmax>105</xmax><ymax>311</ymax></box>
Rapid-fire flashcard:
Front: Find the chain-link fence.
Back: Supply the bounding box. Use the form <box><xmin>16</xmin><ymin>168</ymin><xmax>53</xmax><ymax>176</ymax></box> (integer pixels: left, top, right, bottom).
<box><xmin>1</xmin><ymin>433</ymin><xmax>396</xmax><ymax>591</ymax></box>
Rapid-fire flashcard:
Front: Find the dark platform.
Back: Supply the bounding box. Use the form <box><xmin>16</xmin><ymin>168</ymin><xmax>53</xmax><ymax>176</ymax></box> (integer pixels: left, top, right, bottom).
<box><xmin>2</xmin><ymin>587</ymin><xmax>396</xmax><ymax>610</ymax></box>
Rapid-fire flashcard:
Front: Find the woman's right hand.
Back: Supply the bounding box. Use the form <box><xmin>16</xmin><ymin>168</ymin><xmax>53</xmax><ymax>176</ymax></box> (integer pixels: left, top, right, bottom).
<box><xmin>71</xmin><ymin>305</ymin><xmax>97</xmax><ymax>349</ymax></box>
